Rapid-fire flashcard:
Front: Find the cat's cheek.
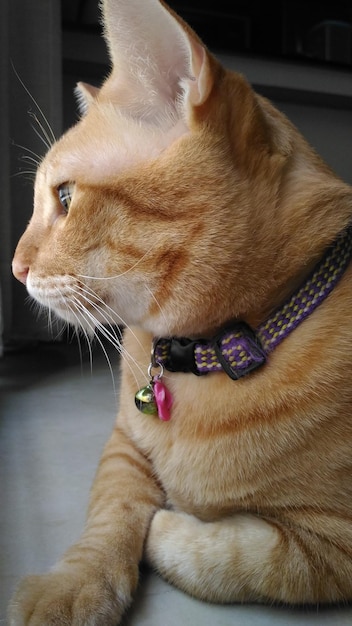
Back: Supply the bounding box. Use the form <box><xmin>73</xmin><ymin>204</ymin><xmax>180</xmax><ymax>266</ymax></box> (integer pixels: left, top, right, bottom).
<box><xmin>107</xmin><ymin>286</ymin><xmax>150</xmax><ymax>327</ymax></box>
<box><xmin>51</xmin><ymin>212</ymin><xmax>67</xmax><ymax>227</ymax></box>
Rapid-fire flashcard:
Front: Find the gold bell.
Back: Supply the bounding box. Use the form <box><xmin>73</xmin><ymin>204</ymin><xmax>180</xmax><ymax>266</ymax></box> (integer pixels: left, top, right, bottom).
<box><xmin>135</xmin><ymin>384</ymin><xmax>157</xmax><ymax>415</ymax></box>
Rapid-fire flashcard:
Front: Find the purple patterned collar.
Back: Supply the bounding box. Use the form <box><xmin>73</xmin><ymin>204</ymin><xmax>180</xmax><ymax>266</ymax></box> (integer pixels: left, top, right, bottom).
<box><xmin>154</xmin><ymin>224</ymin><xmax>352</xmax><ymax>380</ymax></box>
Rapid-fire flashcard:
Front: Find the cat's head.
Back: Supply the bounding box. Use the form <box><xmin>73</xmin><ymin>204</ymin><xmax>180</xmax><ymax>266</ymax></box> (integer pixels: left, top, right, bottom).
<box><xmin>12</xmin><ymin>0</ymin><xmax>350</xmax><ymax>338</ymax></box>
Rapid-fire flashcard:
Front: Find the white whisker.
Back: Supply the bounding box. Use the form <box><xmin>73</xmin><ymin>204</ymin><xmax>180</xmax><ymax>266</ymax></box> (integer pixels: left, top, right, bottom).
<box><xmin>145</xmin><ymin>284</ymin><xmax>171</xmax><ymax>337</ymax></box>
<box><xmin>75</xmin><ymin>281</ymin><xmax>149</xmax><ymax>360</ymax></box>
<box><xmin>12</xmin><ymin>62</ymin><xmax>56</xmax><ymax>146</ymax></box>
<box><xmin>67</xmin><ymin>285</ymin><xmax>147</xmax><ymax>388</ymax></box>
<box><xmin>30</xmin><ymin>122</ymin><xmax>51</xmax><ymax>151</ymax></box>
<box><xmin>28</xmin><ymin>111</ymin><xmax>54</xmax><ymax>151</ymax></box>
<box><xmin>21</xmin><ymin>154</ymin><xmax>41</xmax><ymax>167</ymax></box>
<box><xmin>12</xmin><ymin>141</ymin><xmax>43</xmax><ymax>164</ymax></box>
<box><xmin>11</xmin><ymin>171</ymin><xmax>36</xmax><ymax>181</ymax></box>
<box><xmin>54</xmin><ymin>287</ymin><xmax>94</xmax><ymax>373</ymax></box>
<box><xmin>77</xmin><ymin>242</ymin><xmax>159</xmax><ymax>281</ymax></box>
<box><xmin>69</xmin><ymin>295</ymin><xmax>117</xmax><ymax>395</ymax></box>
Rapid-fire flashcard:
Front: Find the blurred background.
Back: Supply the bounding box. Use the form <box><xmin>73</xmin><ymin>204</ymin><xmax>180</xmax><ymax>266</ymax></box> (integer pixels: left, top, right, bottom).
<box><xmin>1</xmin><ymin>0</ymin><xmax>352</xmax><ymax>352</ymax></box>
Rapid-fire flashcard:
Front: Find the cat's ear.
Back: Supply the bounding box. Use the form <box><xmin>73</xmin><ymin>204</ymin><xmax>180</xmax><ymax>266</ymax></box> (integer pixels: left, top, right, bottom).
<box><xmin>75</xmin><ymin>82</ymin><xmax>100</xmax><ymax>116</ymax></box>
<box><xmin>101</xmin><ymin>0</ymin><xmax>213</xmax><ymax>123</ymax></box>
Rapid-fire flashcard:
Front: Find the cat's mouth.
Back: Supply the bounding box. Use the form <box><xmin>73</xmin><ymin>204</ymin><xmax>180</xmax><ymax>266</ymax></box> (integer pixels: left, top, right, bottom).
<box><xmin>26</xmin><ymin>274</ymin><xmax>114</xmax><ymax>330</ymax></box>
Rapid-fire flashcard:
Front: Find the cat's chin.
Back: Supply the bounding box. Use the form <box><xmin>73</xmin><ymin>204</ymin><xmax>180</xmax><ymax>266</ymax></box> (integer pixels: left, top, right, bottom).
<box><xmin>52</xmin><ymin>308</ymin><xmax>97</xmax><ymax>335</ymax></box>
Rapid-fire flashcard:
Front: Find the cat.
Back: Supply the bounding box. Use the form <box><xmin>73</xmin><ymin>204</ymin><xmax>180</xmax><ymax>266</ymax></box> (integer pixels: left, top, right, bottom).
<box><xmin>9</xmin><ymin>0</ymin><xmax>352</xmax><ymax>623</ymax></box>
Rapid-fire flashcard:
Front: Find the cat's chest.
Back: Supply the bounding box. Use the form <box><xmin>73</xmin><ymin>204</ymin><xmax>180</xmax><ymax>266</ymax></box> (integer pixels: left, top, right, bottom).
<box><xmin>150</xmin><ymin>431</ymin><xmax>250</xmax><ymax>519</ymax></box>
<box><xmin>120</xmin><ymin>330</ymin><xmax>283</xmax><ymax>516</ymax></box>
<box><xmin>122</xmin><ymin>375</ymin><xmax>269</xmax><ymax>518</ymax></box>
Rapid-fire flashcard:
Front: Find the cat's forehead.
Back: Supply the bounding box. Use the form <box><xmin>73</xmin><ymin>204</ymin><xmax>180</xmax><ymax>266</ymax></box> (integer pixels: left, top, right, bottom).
<box><xmin>40</xmin><ymin>103</ymin><xmax>188</xmax><ymax>187</ymax></box>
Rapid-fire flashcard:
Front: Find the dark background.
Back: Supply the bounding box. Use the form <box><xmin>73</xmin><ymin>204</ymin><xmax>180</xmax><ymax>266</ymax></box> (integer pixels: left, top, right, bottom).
<box><xmin>62</xmin><ymin>0</ymin><xmax>352</xmax><ymax>67</ymax></box>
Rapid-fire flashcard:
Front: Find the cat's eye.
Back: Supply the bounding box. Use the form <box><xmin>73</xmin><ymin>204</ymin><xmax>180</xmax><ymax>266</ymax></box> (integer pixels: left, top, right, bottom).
<box><xmin>57</xmin><ymin>183</ymin><xmax>75</xmax><ymax>213</ymax></box>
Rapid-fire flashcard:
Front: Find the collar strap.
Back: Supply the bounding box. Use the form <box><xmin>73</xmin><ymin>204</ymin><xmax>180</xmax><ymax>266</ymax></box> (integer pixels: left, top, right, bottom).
<box><xmin>154</xmin><ymin>224</ymin><xmax>352</xmax><ymax>380</ymax></box>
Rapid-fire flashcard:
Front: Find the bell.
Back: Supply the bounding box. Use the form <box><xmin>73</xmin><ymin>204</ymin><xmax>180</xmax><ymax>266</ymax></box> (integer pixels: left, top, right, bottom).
<box><xmin>135</xmin><ymin>385</ymin><xmax>157</xmax><ymax>415</ymax></box>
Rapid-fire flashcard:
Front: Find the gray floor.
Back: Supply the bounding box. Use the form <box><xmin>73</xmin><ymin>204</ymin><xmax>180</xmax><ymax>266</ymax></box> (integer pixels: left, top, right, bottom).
<box><xmin>1</xmin><ymin>341</ymin><xmax>352</xmax><ymax>625</ymax></box>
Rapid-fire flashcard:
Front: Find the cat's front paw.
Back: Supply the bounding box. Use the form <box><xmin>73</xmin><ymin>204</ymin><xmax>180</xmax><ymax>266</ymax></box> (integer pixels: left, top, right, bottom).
<box><xmin>8</xmin><ymin>569</ymin><xmax>130</xmax><ymax>626</ymax></box>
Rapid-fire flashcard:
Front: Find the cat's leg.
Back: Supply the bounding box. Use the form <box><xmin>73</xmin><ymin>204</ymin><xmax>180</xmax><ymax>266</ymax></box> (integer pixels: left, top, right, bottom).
<box><xmin>8</xmin><ymin>426</ymin><xmax>164</xmax><ymax>626</ymax></box>
<box><xmin>146</xmin><ymin>509</ymin><xmax>352</xmax><ymax>605</ymax></box>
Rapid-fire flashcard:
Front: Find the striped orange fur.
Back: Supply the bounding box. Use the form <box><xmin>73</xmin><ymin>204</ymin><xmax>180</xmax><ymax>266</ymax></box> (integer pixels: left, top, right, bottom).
<box><xmin>10</xmin><ymin>0</ymin><xmax>352</xmax><ymax>623</ymax></box>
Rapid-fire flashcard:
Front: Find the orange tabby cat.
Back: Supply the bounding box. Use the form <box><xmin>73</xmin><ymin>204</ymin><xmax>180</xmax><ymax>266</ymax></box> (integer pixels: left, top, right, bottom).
<box><xmin>9</xmin><ymin>0</ymin><xmax>352</xmax><ymax>623</ymax></box>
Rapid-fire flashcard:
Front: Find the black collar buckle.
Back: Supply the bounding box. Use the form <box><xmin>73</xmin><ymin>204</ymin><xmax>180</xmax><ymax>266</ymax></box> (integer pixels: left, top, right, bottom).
<box><xmin>154</xmin><ymin>336</ymin><xmax>203</xmax><ymax>376</ymax></box>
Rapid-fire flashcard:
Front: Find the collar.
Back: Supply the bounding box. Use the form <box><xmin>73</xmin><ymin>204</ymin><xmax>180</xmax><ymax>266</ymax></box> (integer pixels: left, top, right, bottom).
<box><xmin>153</xmin><ymin>224</ymin><xmax>352</xmax><ymax>380</ymax></box>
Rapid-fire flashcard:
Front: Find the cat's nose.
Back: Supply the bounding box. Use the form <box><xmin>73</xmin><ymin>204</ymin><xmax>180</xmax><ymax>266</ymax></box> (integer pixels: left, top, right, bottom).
<box><xmin>12</xmin><ymin>258</ymin><xmax>29</xmax><ymax>285</ymax></box>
